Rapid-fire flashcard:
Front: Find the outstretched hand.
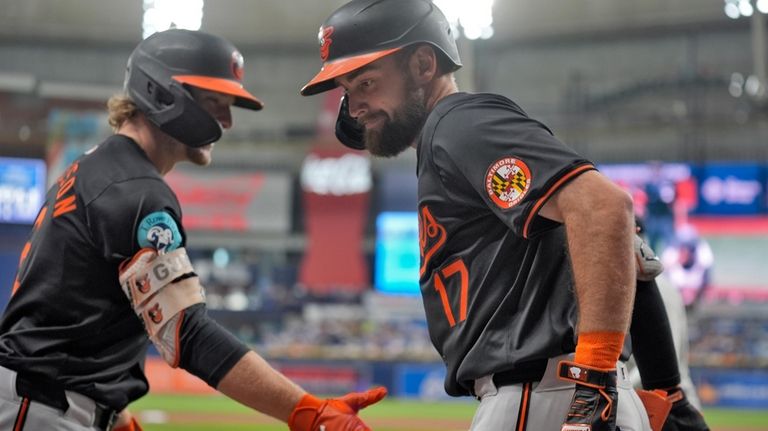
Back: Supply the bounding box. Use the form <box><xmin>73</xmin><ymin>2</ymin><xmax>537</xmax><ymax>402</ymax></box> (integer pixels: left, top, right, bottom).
<box><xmin>288</xmin><ymin>387</ymin><xmax>388</xmax><ymax>431</ymax></box>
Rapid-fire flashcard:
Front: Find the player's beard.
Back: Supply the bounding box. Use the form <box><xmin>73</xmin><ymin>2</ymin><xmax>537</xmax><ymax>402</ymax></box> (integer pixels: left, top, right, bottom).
<box><xmin>185</xmin><ymin>143</ymin><xmax>214</xmax><ymax>166</ymax></box>
<box><xmin>364</xmin><ymin>78</ymin><xmax>427</xmax><ymax>158</ymax></box>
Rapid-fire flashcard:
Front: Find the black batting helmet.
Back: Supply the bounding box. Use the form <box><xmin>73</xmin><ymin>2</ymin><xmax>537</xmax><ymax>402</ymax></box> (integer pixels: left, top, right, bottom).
<box><xmin>124</xmin><ymin>29</ymin><xmax>263</xmax><ymax>147</ymax></box>
<box><xmin>300</xmin><ymin>0</ymin><xmax>461</xmax><ymax>96</ymax></box>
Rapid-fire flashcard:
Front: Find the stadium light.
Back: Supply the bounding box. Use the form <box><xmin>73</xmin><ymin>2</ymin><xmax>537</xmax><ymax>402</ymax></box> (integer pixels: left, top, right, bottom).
<box><xmin>740</xmin><ymin>0</ymin><xmax>755</xmax><ymax>17</ymax></box>
<box><xmin>729</xmin><ymin>72</ymin><xmax>745</xmax><ymax>97</ymax></box>
<box><xmin>724</xmin><ymin>0</ymin><xmax>768</xmax><ymax>103</ymax></box>
<box><xmin>142</xmin><ymin>0</ymin><xmax>204</xmax><ymax>39</ymax></box>
<box><xmin>433</xmin><ymin>0</ymin><xmax>495</xmax><ymax>40</ymax></box>
<box><xmin>724</xmin><ymin>0</ymin><xmax>740</xmax><ymax>19</ymax></box>
<box><xmin>745</xmin><ymin>74</ymin><xmax>765</xmax><ymax>97</ymax></box>
<box><xmin>724</xmin><ymin>0</ymin><xmax>766</xmax><ymax>18</ymax></box>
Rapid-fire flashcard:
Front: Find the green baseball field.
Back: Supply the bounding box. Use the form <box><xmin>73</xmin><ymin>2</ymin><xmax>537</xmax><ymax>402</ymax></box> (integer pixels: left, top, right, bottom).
<box><xmin>131</xmin><ymin>393</ymin><xmax>768</xmax><ymax>431</ymax></box>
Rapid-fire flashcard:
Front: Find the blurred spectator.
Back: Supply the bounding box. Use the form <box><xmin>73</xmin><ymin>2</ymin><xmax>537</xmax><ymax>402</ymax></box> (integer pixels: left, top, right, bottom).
<box><xmin>673</xmin><ymin>176</ymin><xmax>698</xmax><ymax>229</ymax></box>
<box><xmin>688</xmin><ymin>315</ymin><xmax>768</xmax><ymax>368</ymax></box>
<box><xmin>661</xmin><ymin>225</ymin><xmax>714</xmax><ymax>309</ymax></box>
<box><xmin>258</xmin><ymin>314</ymin><xmax>438</xmax><ymax>361</ymax></box>
<box><xmin>643</xmin><ymin>162</ymin><xmax>677</xmax><ymax>252</ymax></box>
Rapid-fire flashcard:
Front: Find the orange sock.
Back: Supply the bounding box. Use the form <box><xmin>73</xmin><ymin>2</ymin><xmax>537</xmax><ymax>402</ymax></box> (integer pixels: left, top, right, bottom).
<box><xmin>574</xmin><ymin>331</ymin><xmax>625</xmax><ymax>369</ymax></box>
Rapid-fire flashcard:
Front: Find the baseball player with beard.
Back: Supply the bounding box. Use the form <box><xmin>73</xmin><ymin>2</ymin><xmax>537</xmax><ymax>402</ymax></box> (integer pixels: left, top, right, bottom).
<box><xmin>301</xmin><ymin>1</ymin><xmax>710</xmax><ymax>430</ymax></box>
<box><xmin>0</xmin><ymin>29</ymin><xmax>384</xmax><ymax>431</ymax></box>
<box><xmin>302</xmin><ymin>1</ymin><xmax>644</xmax><ymax>430</ymax></box>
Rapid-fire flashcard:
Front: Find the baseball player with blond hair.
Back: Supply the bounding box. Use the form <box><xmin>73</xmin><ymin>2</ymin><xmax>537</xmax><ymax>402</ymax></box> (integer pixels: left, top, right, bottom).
<box><xmin>0</xmin><ymin>29</ymin><xmax>385</xmax><ymax>431</ymax></box>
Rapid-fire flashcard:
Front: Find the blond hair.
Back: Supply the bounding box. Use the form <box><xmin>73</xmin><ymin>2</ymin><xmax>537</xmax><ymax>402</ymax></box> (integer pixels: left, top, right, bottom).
<box><xmin>106</xmin><ymin>94</ymin><xmax>138</xmax><ymax>130</ymax></box>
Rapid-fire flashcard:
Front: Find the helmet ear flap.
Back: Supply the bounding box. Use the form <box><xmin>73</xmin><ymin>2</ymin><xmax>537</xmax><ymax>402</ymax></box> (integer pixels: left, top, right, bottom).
<box><xmin>335</xmin><ymin>94</ymin><xmax>366</xmax><ymax>150</ymax></box>
<box><xmin>152</xmin><ymin>82</ymin><xmax>222</xmax><ymax>148</ymax></box>
<box><xmin>126</xmin><ymin>66</ymin><xmax>221</xmax><ymax>147</ymax></box>
<box><xmin>148</xmin><ymin>80</ymin><xmax>174</xmax><ymax>107</ymax></box>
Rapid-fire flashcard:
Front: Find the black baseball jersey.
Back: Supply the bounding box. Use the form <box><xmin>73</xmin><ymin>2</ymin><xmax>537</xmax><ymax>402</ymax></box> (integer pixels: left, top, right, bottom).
<box><xmin>0</xmin><ymin>135</ymin><xmax>247</xmax><ymax>410</ymax></box>
<box><xmin>416</xmin><ymin>92</ymin><xmax>596</xmax><ymax>396</ymax></box>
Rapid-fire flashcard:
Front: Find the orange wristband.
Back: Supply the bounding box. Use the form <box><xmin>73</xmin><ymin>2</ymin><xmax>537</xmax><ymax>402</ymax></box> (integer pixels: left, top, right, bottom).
<box><xmin>574</xmin><ymin>331</ymin><xmax>625</xmax><ymax>369</ymax></box>
<box><xmin>288</xmin><ymin>393</ymin><xmax>324</xmax><ymax>431</ymax></box>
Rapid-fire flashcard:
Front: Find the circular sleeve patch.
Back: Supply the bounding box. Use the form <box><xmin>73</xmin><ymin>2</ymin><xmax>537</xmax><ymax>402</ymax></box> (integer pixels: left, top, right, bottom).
<box><xmin>137</xmin><ymin>211</ymin><xmax>182</xmax><ymax>253</ymax></box>
<box><xmin>485</xmin><ymin>157</ymin><xmax>532</xmax><ymax>209</ymax></box>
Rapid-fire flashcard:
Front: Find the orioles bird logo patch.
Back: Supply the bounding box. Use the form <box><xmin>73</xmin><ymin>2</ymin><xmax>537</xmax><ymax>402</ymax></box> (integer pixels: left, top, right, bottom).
<box><xmin>318</xmin><ymin>26</ymin><xmax>334</xmax><ymax>61</ymax></box>
<box><xmin>568</xmin><ymin>366</ymin><xmax>583</xmax><ymax>380</ymax></box>
<box><xmin>147</xmin><ymin>303</ymin><xmax>163</xmax><ymax>324</ymax></box>
<box><xmin>136</xmin><ymin>273</ymin><xmax>151</xmax><ymax>294</ymax></box>
<box><xmin>485</xmin><ymin>157</ymin><xmax>532</xmax><ymax>209</ymax></box>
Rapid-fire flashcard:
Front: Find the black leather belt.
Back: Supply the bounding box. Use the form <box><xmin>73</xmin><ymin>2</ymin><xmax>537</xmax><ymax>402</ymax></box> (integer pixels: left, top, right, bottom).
<box><xmin>491</xmin><ymin>359</ymin><xmax>548</xmax><ymax>388</ymax></box>
<box><xmin>470</xmin><ymin>359</ymin><xmax>549</xmax><ymax>397</ymax></box>
<box><xmin>93</xmin><ymin>406</ymin><xmax>118</xmax><ymax>431</ymax></box>
<box><xmin>15</xmin><ymin>373</ymin><xmax>117</xmax><ymax>430</ymax></box>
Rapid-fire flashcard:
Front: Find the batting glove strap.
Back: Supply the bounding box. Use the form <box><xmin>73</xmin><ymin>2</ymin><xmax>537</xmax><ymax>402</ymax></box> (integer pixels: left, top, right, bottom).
<box><xmin>557</xmin><ymin>361</ymin><xmax>617</xmax><ymax>389</ymax></box>
<box><xmin>558</xmin><ymin>361</ymin><xmax>619</xmax><ymax>431</ymax></box>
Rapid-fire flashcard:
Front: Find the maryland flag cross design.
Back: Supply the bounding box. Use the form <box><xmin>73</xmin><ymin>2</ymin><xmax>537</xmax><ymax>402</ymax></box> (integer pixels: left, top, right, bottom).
<box><xmin>485</xmin><ymin>157</ymin><xmax>532</xmax><ymax>209</ymax></box>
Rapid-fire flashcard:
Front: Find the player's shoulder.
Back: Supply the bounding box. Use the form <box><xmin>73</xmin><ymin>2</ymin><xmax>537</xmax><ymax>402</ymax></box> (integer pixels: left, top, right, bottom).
<box><xmin>76</xmin><ymin>134</ymin><xmax>171</xmax><ymax>203</ymax></box>
<box><xmin>79</xmin><ymin>134</ymin><xmax>160</xmax><ymax>178</ymax></box>
<box><xmin>421</xmin><ymin>92</ymin><xmax>549</xmax><ymax>156</ymax></box>
<box><xmin>427</xmin><ymin>92</ymin><xmax>526</xmax><ymax>127</ymax></box>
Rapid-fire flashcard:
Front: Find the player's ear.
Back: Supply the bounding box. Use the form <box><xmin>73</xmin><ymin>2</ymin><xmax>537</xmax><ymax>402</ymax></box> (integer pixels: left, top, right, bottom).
<box><xmin>409</xmin><ymin>45</ymin><xmax>438</xmax><ymax>84</ymax></box>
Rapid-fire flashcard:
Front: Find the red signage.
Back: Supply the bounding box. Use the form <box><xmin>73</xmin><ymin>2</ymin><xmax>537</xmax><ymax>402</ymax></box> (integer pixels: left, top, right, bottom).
<box><xmin>298</xmin><ymin>146</ymin><xmax>371</xmax><ymax>294</ymax></box>
<box><xmin>166</xmin><ymin>170</ymin><xmax>265</xmax><ymax>231</ymax></box>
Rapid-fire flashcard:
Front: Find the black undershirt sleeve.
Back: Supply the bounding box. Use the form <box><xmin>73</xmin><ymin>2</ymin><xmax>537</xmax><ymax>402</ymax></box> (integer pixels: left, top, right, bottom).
<box><xmin>177</xmin><ymin>303</ymin><xmax>250</xmax><ymax>388</ymax></box>
<box><xmin>630</xmin><ymin>279</ymin><xmax>682</xmax><ymax>390</ymax></box>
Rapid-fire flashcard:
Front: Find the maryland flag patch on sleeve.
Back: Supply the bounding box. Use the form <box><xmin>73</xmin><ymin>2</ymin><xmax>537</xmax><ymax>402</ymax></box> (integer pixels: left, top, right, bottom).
<box><xmin>485</xmin><ymin>157</ymin><xmax>532</xmax><ymax>209</ymax></box>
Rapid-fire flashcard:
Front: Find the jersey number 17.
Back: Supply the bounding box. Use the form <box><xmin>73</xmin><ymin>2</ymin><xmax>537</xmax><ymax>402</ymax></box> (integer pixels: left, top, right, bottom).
<box><xmin>433</xmin><ymin>259</ymin><xmax>469</xmax><ymax>327</ymax></box>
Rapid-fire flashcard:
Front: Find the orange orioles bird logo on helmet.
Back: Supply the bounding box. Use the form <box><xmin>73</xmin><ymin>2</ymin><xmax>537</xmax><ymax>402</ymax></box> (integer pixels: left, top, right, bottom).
<box><xmin>318</xmin><ymin>26</ymin><xmax>334</xmax><ymax>61</ymax></box>
<box><xmin>231</xmin><ymin>51</ymin><xmax>244</xmax><ymax>80</ymax></box>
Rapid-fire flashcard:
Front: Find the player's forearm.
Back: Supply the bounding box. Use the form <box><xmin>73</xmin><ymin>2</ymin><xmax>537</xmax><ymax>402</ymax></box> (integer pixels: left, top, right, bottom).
<box><xmin>175</xmin><ymin>306</ymin><xmax>305</xmax><ymax>422</ymax></box>
<box><xmin>217</xmin><ymin>351</ymin><xmax>306</xmax><ymax>422</ymax></box>
<box><xmin>568</xmin><ymin>200</ymin><xmax>635</xmax><ymax>333</ymax></box>
<box><xmin>557</xmin><ymin>173</ymin><xmax>636</xmax><ymax>334</ymax></box>
<box><xmin>569</xmin><ymin>201</ymin><xmax>635</xmax><ymax>333</ymax></box>
<box><xmin>630</xmin><ymin>279</ymin><xmax>681</xmax><ymax>389</ymax></box>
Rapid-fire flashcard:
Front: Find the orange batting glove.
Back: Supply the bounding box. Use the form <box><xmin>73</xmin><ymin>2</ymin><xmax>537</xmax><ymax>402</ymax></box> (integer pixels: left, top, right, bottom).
<box><xmin>113</xmin><ymin>414</ymin><xmax>143</xmax><ymax>431</ymax></box>
<box><xmin>288</xmin><ymin>387</ymin><xmax>387</xmax><ymax>431</ymax></box>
